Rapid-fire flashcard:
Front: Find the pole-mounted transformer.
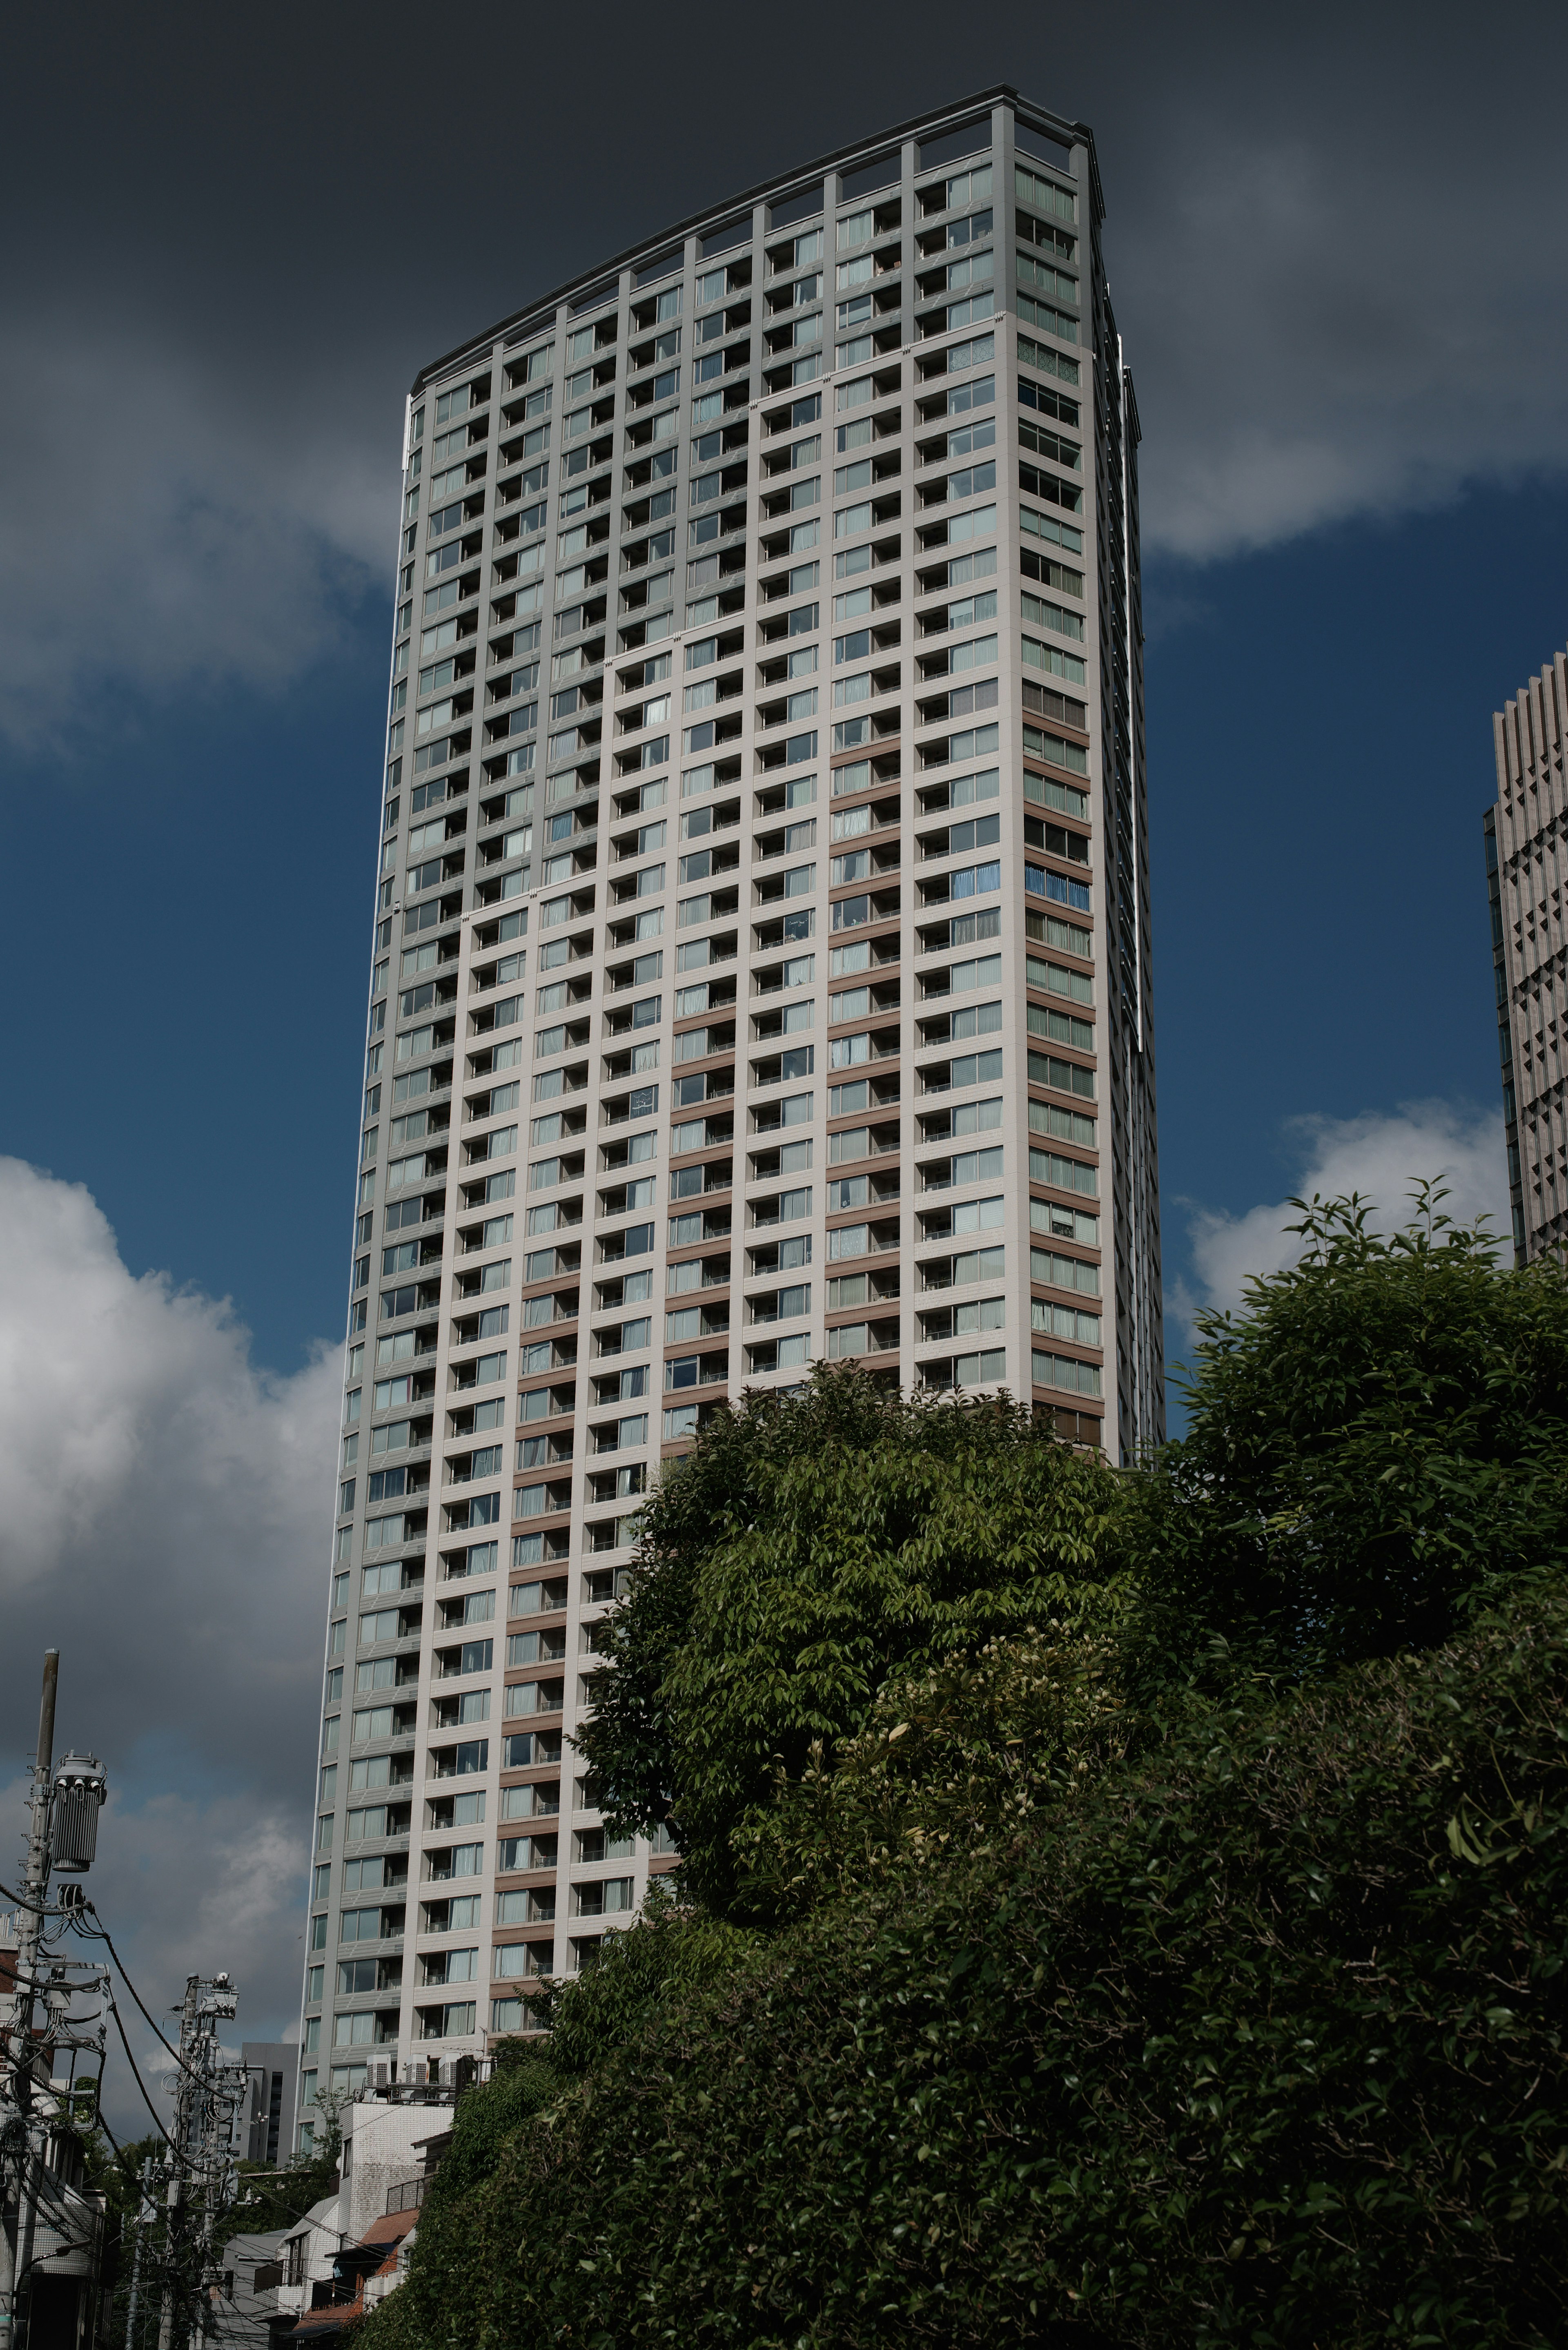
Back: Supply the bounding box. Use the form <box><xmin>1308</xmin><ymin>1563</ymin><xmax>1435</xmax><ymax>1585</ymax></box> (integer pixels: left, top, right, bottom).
<box><xmin>50</xmin><ymin>1753</ymin><xmax>108</xmax><ymax>1873</ymax></box>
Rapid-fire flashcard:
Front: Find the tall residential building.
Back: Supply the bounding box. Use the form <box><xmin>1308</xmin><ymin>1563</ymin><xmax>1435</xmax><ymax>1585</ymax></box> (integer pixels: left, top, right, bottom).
<box><xmin>1486</xmin><ymin>642</ymin><xmax>1568</xmax><ymax>1263</ymax></box>
<box><xmin>296</xmin><ymin>85</ymin><xmax>1161</xmax><ymax>2141</ymax></box>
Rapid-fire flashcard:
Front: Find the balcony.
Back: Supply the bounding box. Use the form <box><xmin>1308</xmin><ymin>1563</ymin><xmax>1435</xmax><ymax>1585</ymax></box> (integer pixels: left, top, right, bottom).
<box><xmin>663</xmin><ymin>1349</ymin><xmax>728</xmax><ymax>1391</ymax></box>
<box><xmin>828</xmin><ymin>1121</ymin><xmax>901</xmax><ymax>1168</ymax></box>
<box><xmin>667</xmin><ymin>1206</ymin><xmax>732</xmax><ymax>1246</ymax></box>
<box><xmin>744</xmin><ymin>1293</ymin><xmax>809</xmax><ymax>1327</ymax></box>
<box><xmin>825</xmin><ymin>1316</ymin><xmax>900</xmax><ymax>1358</ymax></box>
<box><xmin>827</xmin><ymin>1229</ymin><xmax>901</xmax><ymax>1262</ymax></box>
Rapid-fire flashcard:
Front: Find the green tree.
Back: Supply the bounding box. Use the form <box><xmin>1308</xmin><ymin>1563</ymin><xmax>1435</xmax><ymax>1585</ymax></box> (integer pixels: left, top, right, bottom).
<box><xmin>223</xmin><ymin>2098</ymin><xmax>343</xmax><ymax>2233</ymax></box>
<box><xmin>85</xmin><ymin>2133</ymin><xmax>163</xmax><ymax>2350</ymax></box>
<box><xmin>730</xmin><ymin>1619</ymin><xmax>1131</xmax><ymax>1917</ymax></box>
<box><xmin>577</xmin><ymin>1368</ymin><xmax>1128</xmax><ymax>1917</ymax></box>
<box><xmin>1124</xmin><ymin>1190</ymin><xmax>1568</xmax><ymax>1693</ymax></box>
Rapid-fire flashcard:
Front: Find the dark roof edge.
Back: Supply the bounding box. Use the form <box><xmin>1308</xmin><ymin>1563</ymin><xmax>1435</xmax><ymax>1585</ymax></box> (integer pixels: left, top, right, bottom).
<box><xmin>408</xmin><ymin>84</ymin><xmax>1095</xmax><ymax>400</ymax></box>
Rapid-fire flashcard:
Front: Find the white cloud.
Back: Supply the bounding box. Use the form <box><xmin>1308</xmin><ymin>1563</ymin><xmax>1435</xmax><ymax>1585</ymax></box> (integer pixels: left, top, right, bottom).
<box><xmin>0</xmin><ymin>1157</ymin><xmax>339</xmax><ymax>2128</ymax></box>
<box><xmin>1177</xmin><ymin>1100</ymin><xmax>1511</xmax><ymax>1329</ymax></box>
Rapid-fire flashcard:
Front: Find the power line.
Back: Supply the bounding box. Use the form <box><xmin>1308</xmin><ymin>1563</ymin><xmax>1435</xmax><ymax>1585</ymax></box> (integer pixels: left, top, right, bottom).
<box><xmin>71</xmin><ymin>1911</ymin><xmax>205</xmax><ymax>2085</ymax></box>
<box><xmin>95</xmin><ymin>2107</ymin><xmax>173</xmax><ymax>2177</ymax></box>
<box><xmin>105</xmin><ymin>2000</ymin><xmax>178</xmax><ymax>2154</ymax></box>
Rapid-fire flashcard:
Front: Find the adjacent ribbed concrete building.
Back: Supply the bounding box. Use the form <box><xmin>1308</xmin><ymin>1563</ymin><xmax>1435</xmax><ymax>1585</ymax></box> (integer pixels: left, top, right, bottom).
<box><xmin>296</xmin><ymin>85</ymin><xmax>1162</xmax><ymax>2138</ymax></box>
<box><xmin>1486</xmin><ymin>643</ymin><xmax>1568</xmax><ymax>1263</ymax></box>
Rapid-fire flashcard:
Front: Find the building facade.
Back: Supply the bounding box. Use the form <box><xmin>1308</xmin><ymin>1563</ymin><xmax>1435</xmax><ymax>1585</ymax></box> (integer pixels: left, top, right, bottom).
<box><xmin>238</xmin><ymin>2042</ymin><xmax>298</xmax><ymax>2168</ymax></box>
<box><xmin>297</xmin><ymin>85</ymin><xmax>1161</xmax><ymax>2140</ymax></box>
<box><xmin>1486</xmin><ymin>642</ymin><xmax>1568</xmax><ymax>1263</ymax></box>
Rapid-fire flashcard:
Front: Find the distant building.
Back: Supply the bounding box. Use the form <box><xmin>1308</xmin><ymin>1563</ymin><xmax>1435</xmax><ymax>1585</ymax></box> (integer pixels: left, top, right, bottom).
<box><xmin>238</xmin><ymin>2043</ymin><xmax>298</xmax><ymax>2168</ymax></box>
<box><xmin>1485</xmin><ymin>643</ymin><xmax>1568</xmax><ymax>1260</ymax></box>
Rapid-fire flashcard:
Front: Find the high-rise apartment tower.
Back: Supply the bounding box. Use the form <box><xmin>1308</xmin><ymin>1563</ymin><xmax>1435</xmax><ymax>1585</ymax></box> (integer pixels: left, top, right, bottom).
<box><xmin>1486</xmin><ymin>641</ymin><xmax>1568</xmax><ymax>1263</ymax></box>
<box><xmin>296</xmin><ymin>85</ymin><xmax>1161</xmax><ymax>2140</ymax></box>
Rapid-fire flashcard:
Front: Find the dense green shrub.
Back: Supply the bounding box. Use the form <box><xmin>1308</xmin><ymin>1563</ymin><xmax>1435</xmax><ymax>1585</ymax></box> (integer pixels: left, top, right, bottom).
<box><xmin>367</xmin><ymin>1589</ymin><xmax>1568</xmax><ymax>2348</ymax></box>
<box><xmin>359</xmin><ymin>1207</ymin><xmax>1568</xmax><ymax>2348</ymax></box>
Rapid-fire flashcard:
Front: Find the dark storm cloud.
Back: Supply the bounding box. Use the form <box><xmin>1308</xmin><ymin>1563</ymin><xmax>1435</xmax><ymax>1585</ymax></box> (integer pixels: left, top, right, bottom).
<box><xmin>4</xmin><ymin>0</ymin><xmax>1567</xmax><ymax>740</ymax></box>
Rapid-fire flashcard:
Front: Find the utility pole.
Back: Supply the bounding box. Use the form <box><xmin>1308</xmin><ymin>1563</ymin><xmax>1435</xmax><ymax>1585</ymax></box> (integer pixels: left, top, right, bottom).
<box><xmin>191</xmin><ymin>1978</ymin><xmax>245</xmax><ymax>2350</ymax></box>
<box><xmin>1</xmin><ymin>1652</ymin><xmax>58</xmax><ymax>2350</ymax></box>
<box><xmin>0</xmin><ymin>1653</ymin><xmax>109</xmax><ymax>2350</ymax></box>
<box><xmin>156</xmin><ymin>1975</ymin><xmax>245</xmax><ymax>2350</ymax></box>
<box><xmin>156</xmin><ymin>1978</ymin><xmax>198</xmax><ymax>2350</ymax></box>
<box><xmin>123</xmin><ymin>2152</ymin><xmax>156</xmax><ymax>2350</ymax></box>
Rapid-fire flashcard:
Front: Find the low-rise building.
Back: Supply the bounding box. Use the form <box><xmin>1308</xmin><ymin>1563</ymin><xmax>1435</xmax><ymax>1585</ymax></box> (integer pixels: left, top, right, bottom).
<box><xmin>272</xmin><ymin>2079</ymin><xmax>464</xmax><ymax>2341</ymax></box>
<box><xmin>21</xmin><ymin>2121</ymin><xmax>109</xmax><ymax>2350</ymax></box>
<box><xmin>290</xmin><ymin>2214</ymin><xmax>418</xmax><ymax>2344</ymax></box>
<box><xmin>213</xmin><ymin>2228</ymin><xmax>293</xmax><ymax>2350</ymax></box>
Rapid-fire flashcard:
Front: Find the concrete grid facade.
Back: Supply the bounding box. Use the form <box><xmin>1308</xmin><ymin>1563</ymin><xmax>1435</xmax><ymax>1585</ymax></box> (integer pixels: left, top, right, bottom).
<box><xmin>296</xmin><ymin>85</ymin><xmax>1162</xmax><ymax>2139</ymax></box>
<box><xmin>1486</xmin><ymin>644</ymin><xmax>1568</xmax><ymax>1263</ymax></box>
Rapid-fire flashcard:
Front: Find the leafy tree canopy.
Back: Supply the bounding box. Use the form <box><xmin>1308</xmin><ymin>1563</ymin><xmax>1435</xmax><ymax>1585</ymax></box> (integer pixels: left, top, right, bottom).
<box><xmin>577</xmin><ymin>1369</ymin><xmax>1129</xmax><ymax>1915</ymax></box>
<box><xmin>1126</xmin><ymin>1188</ymin><xmax>1568</xmax><ymax>1688</ymax></box>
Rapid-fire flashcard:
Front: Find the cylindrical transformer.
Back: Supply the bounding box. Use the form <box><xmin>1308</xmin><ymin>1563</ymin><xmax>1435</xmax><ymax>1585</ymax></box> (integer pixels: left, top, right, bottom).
<box><xmin>51</xmin><ymin>1752</ymin><xmax>108</xmax><ymax>1873</ymax></box>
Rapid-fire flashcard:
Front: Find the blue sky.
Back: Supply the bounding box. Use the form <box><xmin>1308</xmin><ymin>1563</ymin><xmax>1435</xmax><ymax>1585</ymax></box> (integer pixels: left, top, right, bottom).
<box><xmin>4</xmin><ymin>613</ymin><xmax>384</xmax><ymax>1371</ymax></box>
<box><xmin>2</xmin><ymin>0</ymin><xmax>1566</xmax><ymax>2127</ymax></box>
<box><xmin>1149</xmin><ymin>480</ymin><xmax>1562</xmax><ymax>1231</ymax></box>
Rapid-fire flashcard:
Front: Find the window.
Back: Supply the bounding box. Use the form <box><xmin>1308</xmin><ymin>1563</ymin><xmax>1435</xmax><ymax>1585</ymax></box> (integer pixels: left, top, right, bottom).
<box><xmin>421</xmin><ymin>1947</ymin><xmax>479</xmax><ymax>1985</ymax></box>
<box><xmin>924</xmin><ymin>1294</ymin><xmax>1006</xmax><ymax>1338</ymax></box>
<box><xmin>1021</xmin><ymin>591</ymin><xmax>1085</xmax><ymax>647</ymax></box>
<box><xmin>1028</xmin><ymin>1147</ymin><xmax>1097</xmax><ymax>1198</ymax></box>
<box><xmin>1015</xmin><ymin>163</ymin><xmax>1077</xmax><ymax>223</ymax></box>
<box><xmin>923</xmin><ymin>161</ymin><xmax>991</xmax><ymax>212</ymax></box>
<box><xmin>420</xmin><ymin>2001</ymin><xmax>478</xmax><ymax>2038</ymax></box>
<box><xmin>1032</xmin><ymin>1298</ymin><xmax>1100</xmax><ymax>1345</ymax></box>
<box><xmin>339</xmin><ymin>1906</ymin><xmax>392</xmax><ymax>1944</ymax></box>
<box><xmin>576</xmin><ymin>1828</ymin><xmax>635</xmax><ymax>1862</ymax></box>
<box><xmin>1032</xmin><ymin>1350</ymin><xmax>1101</xmax><ymax>1397</ymax></box>
<box><xmin>573</xmin><ymin>1876</ymin><xmax>635</xmax><ymax>1915</ymax></box>
<box><xmin>1018</xmin><ymin>330</ymin><xmax>1080</xmax><ymax>389</ymax></box>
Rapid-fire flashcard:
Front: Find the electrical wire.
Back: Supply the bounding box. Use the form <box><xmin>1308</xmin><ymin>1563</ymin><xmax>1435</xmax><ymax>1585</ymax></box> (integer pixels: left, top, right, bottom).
<box><xmin>95</xmin><ymin>2105</ymin><xmax>159</xmax><ymax>2177</ymax></box>
<box><xmin>76</xmin><ymin>1908</ymin><xmax>205</xmax><ymax>2083</ymax></box>
<box><xmin>23</xmin><ymin>1905</ymin><xmax>356</xmax><ymax>2282</ymax></box>
<box><xmin>94</xmin><ymin>2021</ymin><xmax>338</xmax><ymax>2251</ymax></box>
<box><xmin>105</xmin><ymin>1998</ymin><xmax>180</xmax><ymax>2154</ymax></box>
